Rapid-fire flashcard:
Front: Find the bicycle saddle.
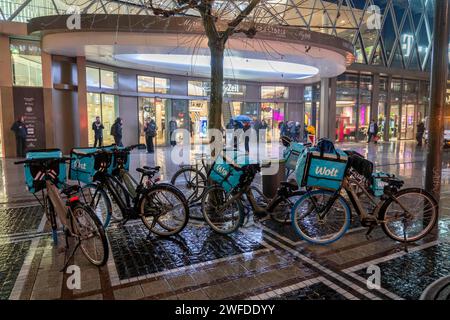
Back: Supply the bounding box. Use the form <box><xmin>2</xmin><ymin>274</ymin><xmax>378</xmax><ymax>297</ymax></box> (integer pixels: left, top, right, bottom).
<box><xmin>280</xmin><ymin>180</ymin><xmax>299</xmax><ymax>191</ymax></box>
<box><xmin>136</xmin><ymin>167</ymin><xmax>159</xmax><ymax>177</ymax></box>
<box><xmin>61</xmin><ymin>185</ymin><xmax>81</xmax><ymax>196</ymax></box>
<box><xmin>143</xmin><ymin>166</ymin><xmax>160</xmax><ymax>171</ymax></box>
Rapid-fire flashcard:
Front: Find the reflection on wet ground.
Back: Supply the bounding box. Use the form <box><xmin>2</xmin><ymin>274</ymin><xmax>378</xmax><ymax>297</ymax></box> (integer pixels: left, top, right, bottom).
<box><xmin>0</xmin><ymin>141</ymin><xmax>449</xmax><ymax>300</ymax></box>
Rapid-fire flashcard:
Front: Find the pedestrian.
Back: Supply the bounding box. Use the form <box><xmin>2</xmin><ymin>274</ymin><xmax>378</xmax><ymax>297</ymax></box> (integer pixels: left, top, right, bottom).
<box><xmin>10</xmin><ymin>115</ymin><xmax>27</xmax><ymax>158</ymax></box>
<box><xmin>111</xmin><ymin>117</ymin><xmax>123</xmax><ymax>147</ymax></box>
<box><xmin>279</xmin><ymin>121</ymin><xmax>287</xmax><ymax>137</ymax></box>
<box><xmin>169</xmin><ymin>118</ymin><xmax>177</xmax><ymax>147</ymax></box>
<box><xmin>416</xmin><ymin>121</ymin><xmax>425</xmax><ymax>147</ymax></box>
<box><xmin>295</xmin><ymin>122</ymin><xmax>301</xmax><ymax>142</ymax></box>
<box><xmin>367</xmin><ymin>119</ymin><xmax>379</xmax><ymax>143</ymax></box>
<box><xmin>189</xmin><ymin>117</ymin><xmax>195</xmax><ymax>138</ymax></box>
<box><xmin>233</xmin><ymin>119</ymin><xmax>243</xmax><ymax>150</ymax></box>
<box><xmin>243</xmin><ymin>121</ymin><xmax>251</xmax><ymax>153</ymax></box>
<box><xmin>144</xmin><ymin>118</ymin><xmax>157</xmax><ymax>153</ymax></box>
<box><xmin>288</xmin><ymin>121</ymin><xmax>296</xmax><ymax>140</ymax></box>
<box><xmin>92</xmin><ymin>116</ymin><xmax>104</xmax><ymax>147</ymax></box>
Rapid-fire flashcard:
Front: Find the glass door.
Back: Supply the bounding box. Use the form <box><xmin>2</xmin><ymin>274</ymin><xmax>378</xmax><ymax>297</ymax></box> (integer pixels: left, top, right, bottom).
<box><xmin>401</xmin><ymin>104</ymin><xmax>416</xmax><ymax>140</ymax></box>
<box><xmin>139</xmin><ymin>97</ymin><xmax>168</xmax><ymax>146</ymax></box>
<box><xmin>189</xmin><ymin>100</ymin><xmax>209</xmax><ymax>144</ymax></box>
<box><xmin>390</xmin><ymin>105</ymin><xmax>400</xmax><ymax>141</ymax></box>
<box><xmin>261</xmin><ymin>103</ymin><xmax>285</xmax><ymax>142</ymax></box>
<box><xmin>101</xmin><ymin>94</ymin><xmax>119</xmax><ymax>146</ymax></box>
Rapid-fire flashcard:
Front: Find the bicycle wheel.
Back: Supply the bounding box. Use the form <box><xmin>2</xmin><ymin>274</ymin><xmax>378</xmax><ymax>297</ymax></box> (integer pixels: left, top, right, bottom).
<box><xmin>291</xmin><ymin>190</ymin><xmax>351</xmax><ymax>245</ymax></box>
<box><xmin>140</xmin><ymin>183</ymin><xmax>189</xmax><ymax>236</ymax></box>
<box><xmin>170</xmin><ymin>167</ymin><xmax>208</xmax><ymax>204</ymax></box>
<box><xmin>270</xmin><ymin>190</ymin><xmax>306</xmax><ymax>224</ymax></box>
<box><xmin>72</xmin><ymin>204</ymin><xmax>109</xmax><ymax>266</ymax></box>
<box><xmin>201</xmin><ymin>185</ymin><xmax>245</xmax><ymax>234</ymax></box>
<box><xmin>379</xmin><ymin>188</ymin><xmax>438</xmax><ymax>243</ymax></box>
<box><xmin>108</xmin><ymin>175</ymin><xmax>131</xmax><ymax>210</ymax></box>
<box><xmin>81</xmin><ymin>184</ymin><xmax>113</xmax><ymax>228</ymax></box>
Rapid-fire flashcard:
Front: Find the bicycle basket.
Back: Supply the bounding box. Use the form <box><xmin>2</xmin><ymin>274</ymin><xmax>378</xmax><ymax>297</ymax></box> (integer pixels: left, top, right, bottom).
<box><xmin>101</xmin><ymin>145</ymin><xmax>130</xmax><ymax>173</ymax></box>
<box><xmin>283</xmin><ymin>142</ymin><xmax>306</xmax><ymax>170</ymax></box>
<box><xmin>296</xmin><ymin>147</ymin><xmax>349</xmax><ymax>191</ymax></box>
<box><xmin>69</xmin><ymin>148</ymin><xmax>111</xmax><ymax>184</ymax></box>
<box><xmin>24</xmin><ymin>149</ymin><xmax>66</xmax><ymax>193</ymax></box>
<box><xmin>209</xmin><ymin>151</ymin><xmax>253</xmax><ymax>193</ymax></box>
<box><xmin>371</xmin><ymin>172</ymin><xmax>395</xmax><ymax>197</ymax></box>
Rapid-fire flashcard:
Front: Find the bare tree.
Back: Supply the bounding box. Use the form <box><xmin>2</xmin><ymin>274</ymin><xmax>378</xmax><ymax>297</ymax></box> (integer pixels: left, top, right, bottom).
<box><xmin>146</xmin><ymin>0</ymin><xmax>261</xmax><ymax>139</ymax></box>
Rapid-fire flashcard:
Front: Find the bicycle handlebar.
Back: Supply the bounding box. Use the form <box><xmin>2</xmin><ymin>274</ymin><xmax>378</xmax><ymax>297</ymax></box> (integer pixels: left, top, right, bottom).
<box><xmin>14</xmin><ymin>156</ymin><xmax>73</xmax><ymax>166</ymax></box>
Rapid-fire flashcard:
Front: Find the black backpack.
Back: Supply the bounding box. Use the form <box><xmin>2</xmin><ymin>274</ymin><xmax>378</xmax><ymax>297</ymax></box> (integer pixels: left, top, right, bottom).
<box><xmin>110</xmin><ymin>123</ymin><xmax>116</xmax><ymax>136</ymax></box>
<box><xmin>316</xmin><ymin>138</ymin><xmax>336</xmax><ymax>154</ymax></box>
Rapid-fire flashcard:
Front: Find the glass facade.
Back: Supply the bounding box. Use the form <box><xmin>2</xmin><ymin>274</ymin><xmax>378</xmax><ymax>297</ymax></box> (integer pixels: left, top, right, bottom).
<box><xmin>1</xmin><ymin>1</ymin><xmax>436</xmax><ymax>72</ymax></box>
<box><xmin>86</xmin><ymin>67</ymin><xmax>117</xmax><ymax>89</ymax></box>
<box><xmin>138</xmin><ymin>97</ymin><xmax>169</xmax><ymax>146</ymax></box>
<box><xmin>87</xmin><ymin>93</ymin><xmax>119</xmax><ymax>146</ymax></box>
<box><xmin>138</xmin><ymin>76</ymin><xmax>169</xmax><ymax>94</ymax></box>
<box><xmin>10</xmin><ymin>39</ymin><xmax>42</xmax><ymax>87</ymax></box>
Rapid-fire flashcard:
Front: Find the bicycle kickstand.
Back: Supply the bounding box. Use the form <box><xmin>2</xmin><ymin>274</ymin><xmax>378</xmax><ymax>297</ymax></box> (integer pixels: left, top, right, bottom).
<box><xmin>365</xmin><ymin>225</ymin><xmax>375</xmax><ymax>240</ymax></box>
<box><xmin>60</xmin><ymin>239</ymin><xmax>81</xmax><ymax>272</ymax></box>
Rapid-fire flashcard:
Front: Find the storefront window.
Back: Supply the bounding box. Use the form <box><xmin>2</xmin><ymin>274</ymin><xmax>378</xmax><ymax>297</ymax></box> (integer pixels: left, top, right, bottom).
<box><xmin>189</xmin><ymin>100</ymin><xmax>209</xmax><ymax>143</ymax></box>
<box><xmin>100</xmin><ymin>69</ymin><xmax>117</xmax><ymax>89</ymax></box>
<box><xmin>261</xmin><ymin>86</ymin><xmax>289</xmax><ymax>99</ymax></box>
<box><xmin>86</xmin><ymin>67</ymin><xmax>100</xmax><ymax>88</ymax></box>
<box><xmin>154</xmin><ymin>77</ymin><xmax>170</xmax><ymax>94</ymax></box>
<box><xmin>188</xmin><ymin>81</ymin><xmax>210</xmax><ymax>96</ymax></box>
<box><xmin>390</xmin><ymin>79</ymin><xmax>402</xmax><ymax>140</ymax></box>
<box><xmin>87</xmin><ymin>67</ymin><xmax>117</xmax><ymax>89</ymax></box>
<box><xmin>137</xmin><ymin>75</ymin><xmax>154</xmax><ymax>93</ymax></box>
<box><xmin>261</xmin><ymin>102</ymin><xmax>285</xmax><ymax>142</ymax></box>
<box><xmin>138</xmin><ymin>76</ymin><xmax>170</xmax><ymax>94</ymax></box>
<box><xmin>359</xmin><ymin>75</ymin><xmax>372</xmax><ymax>141</ymax></box>
<box><xmin>336</xmin><ymin>74</ymin><xmax>358</xmax><ymax>141</ymax></box>
<box><xmin>87</xmin><ymin>93</ymin><xmax>119</xmax><ymax>146</ymax></box>
<box><xmin>10</xmin><ymin>39</ymin><xmax>42</xmax><ymax>87</ymax></box>
<box><xmin>139</xmin><ymin>97</ymin><xmax>169</xmax><ymax>146</ymax></box>
<box><xmin>242</xmin><ymin>102</ymin><xmax>259</xmax><ymax>118</ymax></box>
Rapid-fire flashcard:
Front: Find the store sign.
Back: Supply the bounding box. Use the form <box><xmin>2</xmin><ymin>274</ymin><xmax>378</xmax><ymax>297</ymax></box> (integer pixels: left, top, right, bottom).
<box><xmin>13</xmin><ymin>87</ymin><xmax>46</xmax><ymax>150</ymax></box>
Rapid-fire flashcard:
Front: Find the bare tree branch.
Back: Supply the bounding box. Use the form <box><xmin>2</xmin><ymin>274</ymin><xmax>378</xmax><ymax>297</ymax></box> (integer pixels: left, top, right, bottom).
<box><xmin>223</xmin><ymin>0</ymin><xmax>261</xmax><ymax>40</ymax></box>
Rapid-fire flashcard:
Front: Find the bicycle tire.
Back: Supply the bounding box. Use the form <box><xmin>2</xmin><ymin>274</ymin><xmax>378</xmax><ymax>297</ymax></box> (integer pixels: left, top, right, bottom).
<box><xmin>170</xmin><ymin>167</ymin><xmax>208</xmax><ymax>204</ymax></box>
<box><xmin>81</xmin><ymin>184</ymin><xmax>113</xmax><ymax>228</ymax></box>
<box><xmin>379</xmin><ymin>188</ymin><xmax>438</xmax><ymax>243</ymax></box>
<box><xmin>139</xmin><ymin>183</ymin><xmax>189</xmax><ymax>237</ymax></box>
<box><xmin>201</xmin><ymin>185</ymin><xmax>245</xmax><ymax>234</ymax></box>
<box><xmin>270</xmin><ymin>190</ymin><xmax>306</xmax><ymax>224</ymax></box>
<box><xmin>72</xmin><ymin>203</ymin><xmax>109</xmax><ymax>266</ymax></box>
<box><xmin>46</xmin><ymin>197</ymin><xmax>59</xmax><ymax>245</ymax></box>
<box><xmin>291</xmin><ymin>189</ymin><xmax>351</xmax><ymax>245</ymax></box>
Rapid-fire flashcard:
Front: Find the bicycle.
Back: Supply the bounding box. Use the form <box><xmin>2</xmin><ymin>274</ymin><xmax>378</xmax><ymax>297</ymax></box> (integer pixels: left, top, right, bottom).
<box><xmin>201</xmin><ymin>158</ymin><xmax>305</xmax><ymax>234</ymax></box>
<box><xmin>170</xmin><ymin>152</ymin><xmax>210</xmax><ymax>205</ymax></box>
<box><xmin>16</xmin><ymin>152</ymin><xmax>109</xmax><ymax>268</ymax></box>
<box><xmin>290</xmin><ymin>164</ymin><xmax>438</xmax><ymax>246</ymax></box>
<box><xmin>77</xmin><ymin>145</ymin><xmax>189</xmax><ymax>237</ymax></box>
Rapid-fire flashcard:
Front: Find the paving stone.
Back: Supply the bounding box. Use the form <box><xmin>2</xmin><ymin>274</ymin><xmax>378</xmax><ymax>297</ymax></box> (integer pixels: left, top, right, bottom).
<box><xmin>113</xmin><ymin>284</ymin><xmax>145</xmax><ymax>300</ymax></box>
<box><xmin>141</xmin><ymin>279</ymin><xmax>172</xmax><ymax>297</ymax></box>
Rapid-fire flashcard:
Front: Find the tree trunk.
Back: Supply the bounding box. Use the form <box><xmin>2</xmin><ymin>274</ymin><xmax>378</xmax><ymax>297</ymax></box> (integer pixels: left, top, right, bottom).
<box><xmin>209</xmin><ymin>41</ymin><xmax>224</xmax><ymax>134</ymax></box>
<box><xmin>208</xmin><ymin>41</ymin><xmax>225</xmax><ymax>130</ymax></box>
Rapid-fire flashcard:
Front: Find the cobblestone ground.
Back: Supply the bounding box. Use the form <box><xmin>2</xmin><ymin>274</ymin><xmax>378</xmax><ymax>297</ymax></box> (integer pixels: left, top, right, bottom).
<box><xmin>0</xmin><ymin>141</ymin><xmax>448</xmax><ymax>300</ymax></box>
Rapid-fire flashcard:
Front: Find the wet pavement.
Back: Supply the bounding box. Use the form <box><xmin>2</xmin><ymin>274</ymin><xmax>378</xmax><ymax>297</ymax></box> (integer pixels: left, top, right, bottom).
<box><xmin>0</xmin><ymin>141</ymin><xmax>449</xmax><ymax>300</ymax></box>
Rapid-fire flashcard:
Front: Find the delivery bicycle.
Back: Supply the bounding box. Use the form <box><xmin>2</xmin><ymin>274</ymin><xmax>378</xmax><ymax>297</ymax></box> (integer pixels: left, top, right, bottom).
<box><xmin>290</xmin><ymin>151</ymin><xmax>438</xmax><ymax>245</ymax></box>
<box><xmin>200</xmin><ymin>153</ymin><xmax>305</xmax><ymax>234</ymax></box>
<box><xmin>16</xmin><ymin>150</ymin><xmax>109</xmax><ymax>268</ymax></box>
<box><xmin>74</xmin><ymin>146</ymin><xmax>189</xmax><ymax>236</ymax></box>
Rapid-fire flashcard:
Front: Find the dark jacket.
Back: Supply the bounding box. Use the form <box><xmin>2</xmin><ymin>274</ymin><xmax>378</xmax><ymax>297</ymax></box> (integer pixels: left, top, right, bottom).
<box><xmin>92</xmin><ymin>121</ymin><xmax>104</xmax><ymax>137</ymax></box>
<box><xmin>111</xmin><ymin>122</ymin><xmax>122</xmax><ymax>138</ymax></box>
<box><xmin>417</xmin><ymin>122</ymin><xmax>425</xmax><ymax>134</ymax></box>
<box><xmin>11</xmin><ymin>121</ymin><xmax>27</xmax><ymax>138</ymax></box>
<box><xmin>144</xmin><ymin>121</ymin><xmax>157</xmax><ymax>137</ymax></box>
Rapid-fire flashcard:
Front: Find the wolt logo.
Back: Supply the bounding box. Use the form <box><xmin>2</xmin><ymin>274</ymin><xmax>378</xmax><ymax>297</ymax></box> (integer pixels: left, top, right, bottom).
<box><xmin>315</xmin><ymin>167</ymin><xmax>339</xmax><ymax>177</ymax></box>
<box><xmin>366</xmin><ymin>265</ymin><xmax>381</xmax><ymax>290</ymax></box>
<box><xmin>66</xmin><ymin>265</ymin><xmax>81</xmax><ymax>290</ymax></box>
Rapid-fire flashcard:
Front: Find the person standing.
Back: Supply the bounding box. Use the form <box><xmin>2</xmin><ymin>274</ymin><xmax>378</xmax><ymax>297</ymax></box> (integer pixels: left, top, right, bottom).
<box><xmin>92</xmin><ymin>116</ymin><xmax>104</xmax><ymax>147</ymax></box>
<box><xmin>111</xmin><ymin>117</ymin><xmax>123</xmax><ymax>147</ymax></box>
<box><xmin>416</xmin><ymin>121</ymin><xmax>425</xmax><ymax>147</ymax></box>
<box><xmin>11</xmin><ymin>116</ymin><xmax>27</xmax><ymax>158</ymax></box>
<box><xmin>367</xmin><ymin>119</ymin><xmax>379</xmax><ymax>143</ymax></box>
<box><xmin>169</xmin><ymin>118</ymin><xmax>177</xmax><ymax>147</ymax></box>
<box><xmin>144</xmin><ymin>118</ymin><xmax>157</xmax><ymax>153</ymax></box>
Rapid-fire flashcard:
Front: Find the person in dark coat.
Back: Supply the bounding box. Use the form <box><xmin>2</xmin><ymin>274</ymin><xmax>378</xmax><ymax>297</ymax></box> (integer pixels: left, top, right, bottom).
<box><xmin>11</xmin><ymin>116</ymin><xmax>27</xmax><ymax>158</ymax></box>
<box><xmin>367</xmin><ymin>119</ymin><xmax>379</xmax><ymax>143</ymax></box>
<box><xmin>111</xmin><ymin>117</ymin><xmax>123</xmax><ymax>147</ymax></box>
<box><xmin>144</xmin><ymin>118</ymin><xmax>157</xmax><ymax>153</ymax></box>
<box><xmin>92</xmin><ymin>116</ymin><xmax>104</xmax><ymax>147</ymax></box>
<box><xmin>168</xmin><ymin>118</ymin><xmax>178</xmax><ymax>147</ymax></box>
<box><xmin>416</xmin><ymin>121</ymin><xmax>425</xmax><ymax>147</ymax></box>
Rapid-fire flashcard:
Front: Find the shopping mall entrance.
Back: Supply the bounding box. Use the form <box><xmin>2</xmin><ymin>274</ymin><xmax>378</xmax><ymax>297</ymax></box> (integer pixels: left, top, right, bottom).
<box><xmin>139</xmin><ymin>97</ymin><xmax>169</xmax><ymax>146</ymax></box>
<box><xmin>261</xmin><ymin>103</ymin><xmax>285</xmax><ymax>142</ymax></box>
<box><xmin>87</xmin><ymin>93</ymin><xmax>119</xmax><ymax>146</ymax></box>
<box><xmin>189</xmin><ymin>100</ymin><xmax>209</xmax><ymax>144</ymax></box>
